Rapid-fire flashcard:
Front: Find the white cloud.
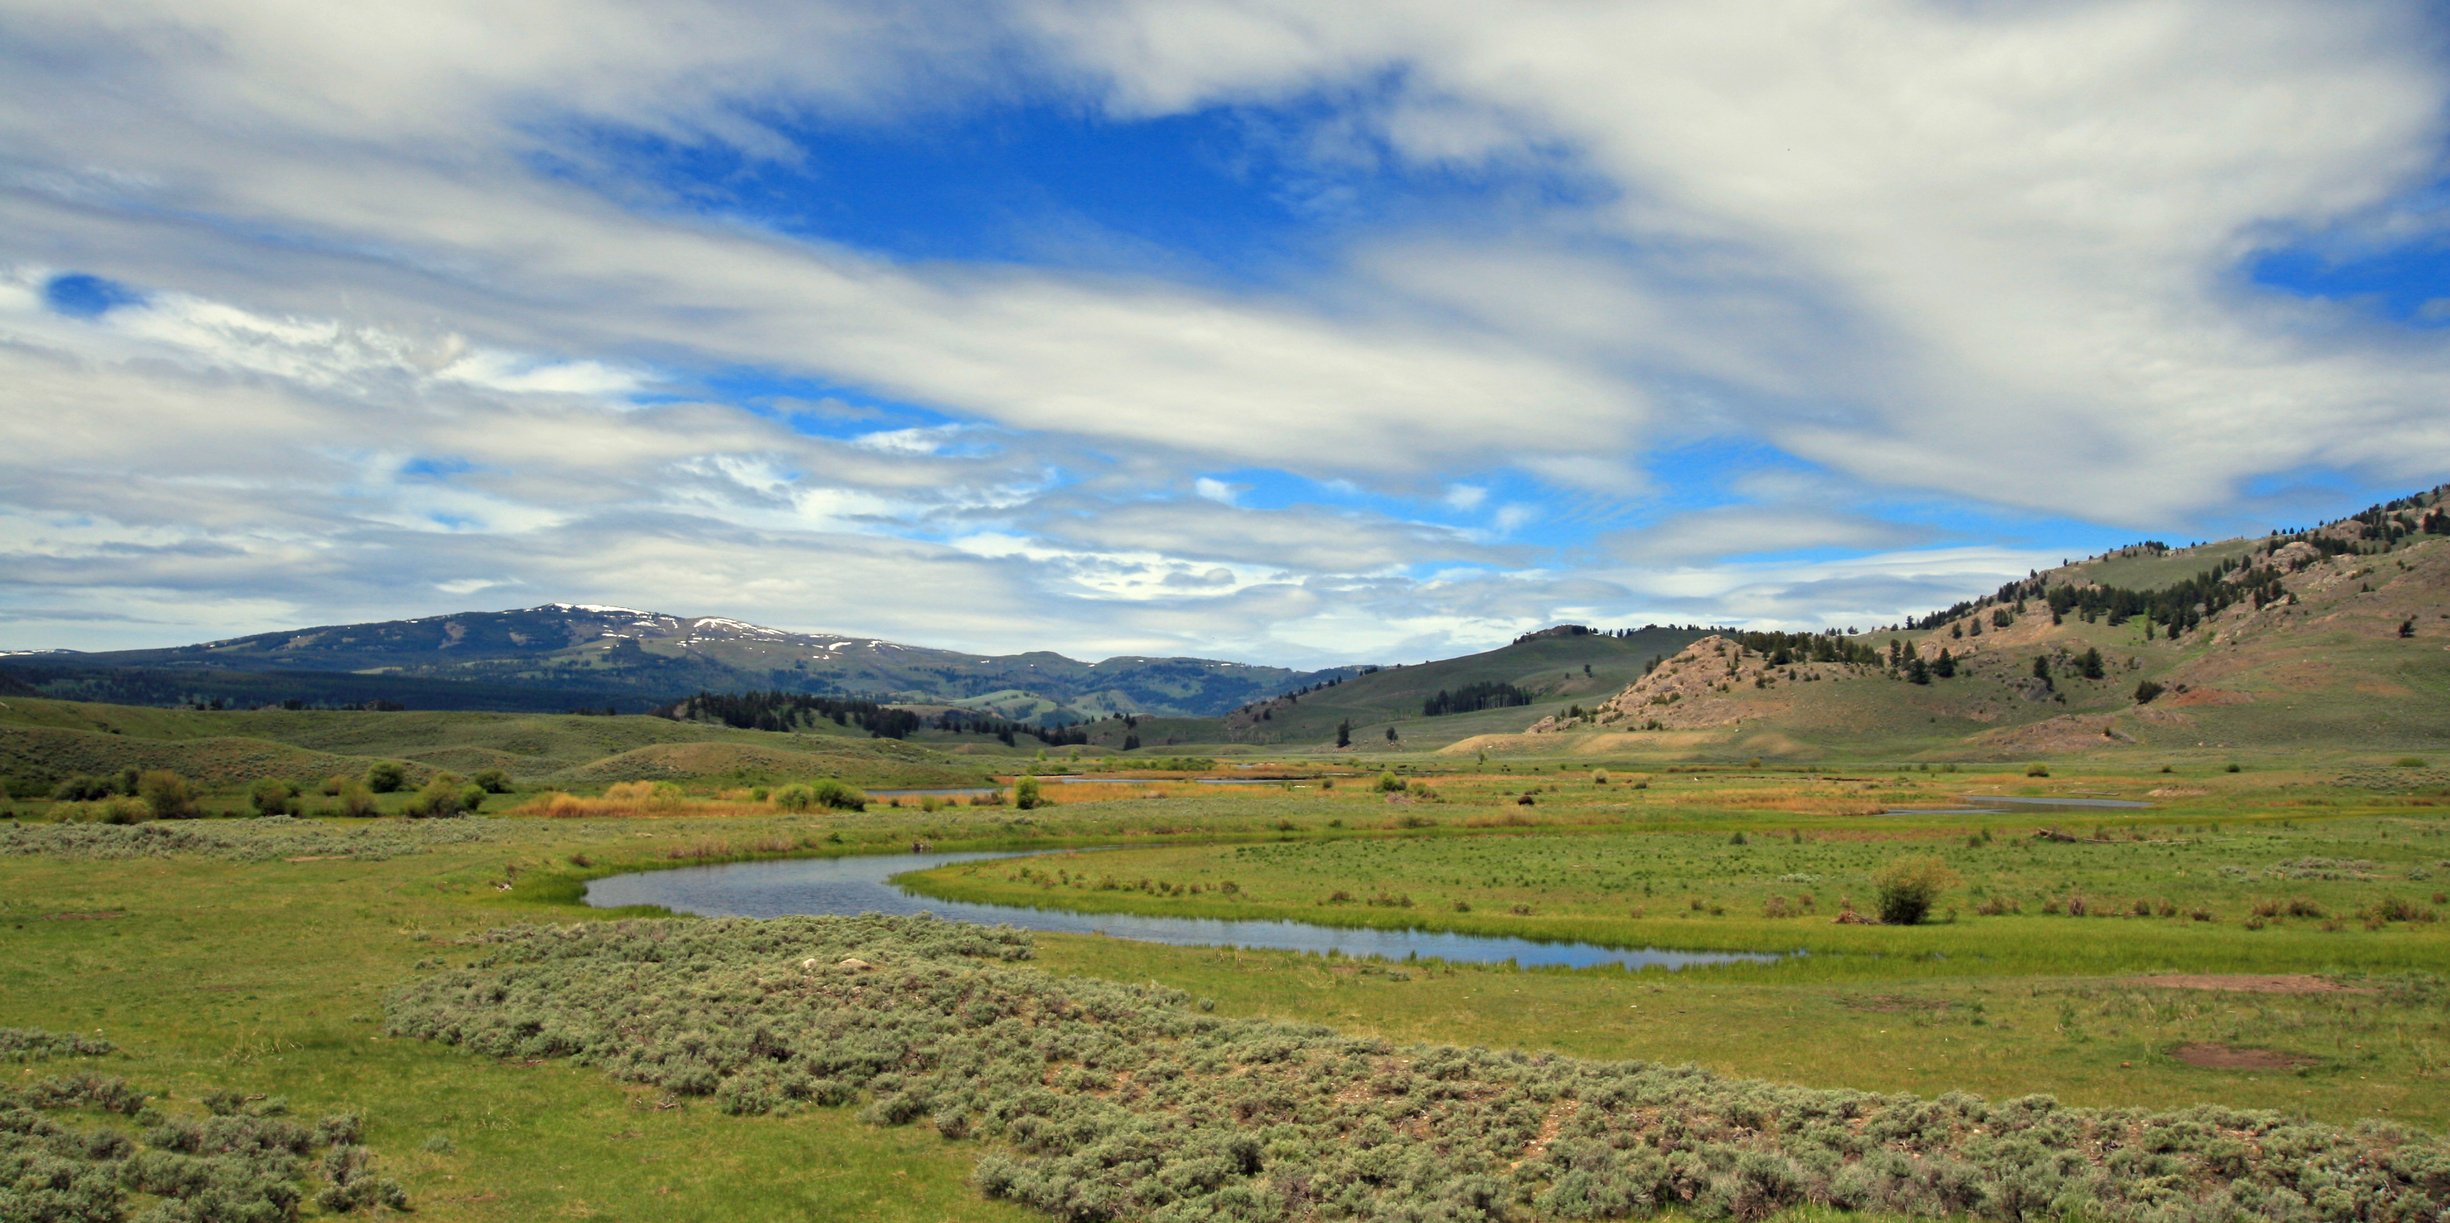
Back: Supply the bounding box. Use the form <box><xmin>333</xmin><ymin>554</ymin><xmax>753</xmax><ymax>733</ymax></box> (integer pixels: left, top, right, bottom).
<box><xmin>5</xmin><ymin>0</ymin><xmax>2450</xmax><ymax>665</ymax></box>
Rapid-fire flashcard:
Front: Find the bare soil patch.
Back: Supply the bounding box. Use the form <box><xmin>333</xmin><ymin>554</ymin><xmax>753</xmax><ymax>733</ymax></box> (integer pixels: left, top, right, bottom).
<box><xmin>2169</xmin><ymin>1042</ymin><xmax>2318</xmax><ymax>1071</ymax></box>
<box><xmin>2128</xmin><ymin>974</ymin><xmax>2370</xmax><ymax>994</ymax></box>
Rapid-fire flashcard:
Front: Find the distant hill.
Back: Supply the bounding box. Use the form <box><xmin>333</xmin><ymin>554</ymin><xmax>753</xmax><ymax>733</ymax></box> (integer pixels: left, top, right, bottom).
<box><xmin>1050</xmin><ymin>625</ymin><xmax>1716</xmax><ymax>753</ymax></box>
<box><xmin>1502</xmin><ymin>484</ymin><xmax>2450</xmax><ymax>761</ymax></box>
<box><xmin>0</xmin><ymin>605</ymin><xmax>1360</xmax><ymax>721</ymax></box>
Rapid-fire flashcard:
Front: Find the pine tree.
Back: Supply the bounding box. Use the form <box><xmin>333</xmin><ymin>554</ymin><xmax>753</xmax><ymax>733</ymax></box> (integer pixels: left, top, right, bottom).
<box><xmin>1336</xmin><ymin>720</ymin><xmax>1352</xmax><ymax>748</ymax></box>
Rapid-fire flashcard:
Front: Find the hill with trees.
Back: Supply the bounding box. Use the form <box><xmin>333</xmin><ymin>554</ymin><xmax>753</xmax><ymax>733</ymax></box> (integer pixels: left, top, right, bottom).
<box><xmin>1509</xmin><ymin>484</ymin><xmax>2450</xmax><ymax>761</ymax></box>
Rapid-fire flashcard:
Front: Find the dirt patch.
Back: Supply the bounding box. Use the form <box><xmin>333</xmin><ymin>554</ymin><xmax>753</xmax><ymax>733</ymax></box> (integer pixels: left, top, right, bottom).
<box><xmin>2146</xmin><ymin>786</ymin><xmax>2210</xmax><ymax>797</ymax></box>
<box><xmin>2168</xmin><ymin>686</ymin><xmax>2254</xmax><ymax>707</ymax></box>
<box><xmin>2128</xmin><ymin>974</ymin><xmax>2372</xmax><ymax>994</ymax></box>
<box><xmin>2169</xmin><ymin>1043</ymin><xmax>2317</xmax><ymax>1071</ymax></box>
<box><xmin>43</xmin><ymin>911</ymin><xmax>122</xmax><ymax>920</ymax></box>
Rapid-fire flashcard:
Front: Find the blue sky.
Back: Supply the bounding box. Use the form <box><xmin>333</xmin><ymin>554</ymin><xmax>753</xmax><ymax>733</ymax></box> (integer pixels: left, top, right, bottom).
<box><xmin>4</xmin><ymin>0</ymin><xmax>2450</xmax><ymax>666</ymax></box>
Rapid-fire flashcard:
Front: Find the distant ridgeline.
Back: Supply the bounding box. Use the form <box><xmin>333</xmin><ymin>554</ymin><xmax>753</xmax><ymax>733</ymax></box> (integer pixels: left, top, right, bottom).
<box><xmin>1901</xmin><ymin>484</ymin><xmax>2449</xmax><ymax>641</ymax></box>
<box><xmin>1512</xmin><ymin>623</ymin><xmax>1716</xmax><ymax>645</ymax></box>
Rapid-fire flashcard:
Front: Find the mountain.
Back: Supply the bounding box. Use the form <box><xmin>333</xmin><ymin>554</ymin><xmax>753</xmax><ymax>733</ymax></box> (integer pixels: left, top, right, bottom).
<box><xmin>1502</xmin><ymin>485</ymin><xmax>2450</xmax><ymax>760</ymax></box>
<box><xmin>0</xmin><ymin>605</ymin><xmax>1360</xmax><ymax>721</ymax></box>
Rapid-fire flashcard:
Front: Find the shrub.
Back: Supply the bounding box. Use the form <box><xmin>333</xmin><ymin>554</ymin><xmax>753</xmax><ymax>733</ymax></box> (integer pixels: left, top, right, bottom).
<box><xmin>51</xmin><ymin>774</ymin><xmax>116</xmax><ymax>802</ymax></box>
<box><xmin>1375</xmin><ymin>771</ymin><xmax>1405</xmax><ymax>793</ymax></box>
<box><xmin>364</xmin><ymin>762</ymin><xmax>408</xmax><ymax>793</ymax></box>
<box><xmin>335</xmin><ymin>782</ymin><xmax>379</xmax><ymax>818</ymax></box>
<box><xmin>402</xmin><ymin>775</ymin><xmax>478</xmax><ymax>818</ymax></box>
<box><xmin>2024</xmin><ymin>763</ymin><xmax>2049</xmax><ymax>778</ymax></box>
<box><xmin>250</xmin><ymin>779</ymin><xmax>301</xmax><ymax>817</ymax></box>
<box><xmin>2134</xmin><ymin>680</ymin><xmax>2165</xmax><ymax>704</ymax></box>
<box><xmin>137</xmin><ymin>770</ymin><xmax>198</xmax><ymax>819</ymax></box>
<box><xmin>810</xmin><ymin>779</ymin><xmax>866</xmax><ymax>811</ymax></box>
<box><xmin>1</xmin><ymin>1070</ymin><xmax>408</xmax><ymax>1218</ymax></box>
<box><xmin>1014</xmin><ymin>776</ymin><xmax>1044</xmax><ymax>811</ymax></box>
<box><xmin>384</xmin><ymin>914</ymin><xmax>2450</xmax><ymax>1223</ymax></box>
<box><xmin>1870</xmin><ymin>856</ymin><xmax>1961</xmax><ymax>925</ymax></box>
<box><xmin>2394</xmin><ymin>757</ymin><xmax>2428</xmax><ymax>768</ymax></box>
<box><xmin>471</xmin><ymin>769</ymin><xmax>514</xmax><ymax>794</ymax></box>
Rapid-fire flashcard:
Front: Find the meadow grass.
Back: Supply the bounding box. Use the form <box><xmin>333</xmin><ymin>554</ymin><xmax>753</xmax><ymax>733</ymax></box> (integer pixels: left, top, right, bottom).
<box><xmin>2</xmin><ymin>761</ymin><xmax>2445</xmax><ymax>1218</ymax></box>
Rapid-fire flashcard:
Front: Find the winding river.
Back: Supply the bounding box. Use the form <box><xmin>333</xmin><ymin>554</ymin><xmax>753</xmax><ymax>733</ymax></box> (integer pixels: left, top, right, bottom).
<box><xmin>584</xmin><ymin>850</ymin><xmax>1790</xmax><ymax>971</ymax></box>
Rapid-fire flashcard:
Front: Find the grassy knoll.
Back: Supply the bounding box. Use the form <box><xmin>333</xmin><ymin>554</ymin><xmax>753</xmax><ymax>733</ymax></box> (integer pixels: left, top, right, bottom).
<box><xmin>2</xmin><ymin>762</ymin><xmax>2445</xmax><ymax>1219</ymax></box>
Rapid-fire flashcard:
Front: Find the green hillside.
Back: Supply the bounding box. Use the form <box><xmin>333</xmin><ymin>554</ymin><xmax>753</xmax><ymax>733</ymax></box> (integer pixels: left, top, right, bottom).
<box><xmin>0</xmin><ymin>699</ymin><xmax>995</xmax><ymax>794</ymax></box>
<box><xmin>1034</xmin><ymin>626</ymin><xmax>1712</xmax><ymax>753</ymax></box>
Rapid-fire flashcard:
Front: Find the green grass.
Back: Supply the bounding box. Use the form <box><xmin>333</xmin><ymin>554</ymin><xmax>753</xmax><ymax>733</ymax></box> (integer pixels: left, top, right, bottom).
<box><xmin>4</xmin><ymin>761</ymin><xmax>2446</xmax><ymax>1219</ymax></box>
<box><xmin>0</xmin><ymin>698</ymin><xmax>997</xmax><ymax>794</ymax></box>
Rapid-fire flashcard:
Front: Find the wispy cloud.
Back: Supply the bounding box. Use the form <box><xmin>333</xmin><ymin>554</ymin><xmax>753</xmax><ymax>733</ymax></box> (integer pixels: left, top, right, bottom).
<box><xmin>3</xmin><ymin>1</ymin><xmax>2447</xmax><ymax>664</ymax></box>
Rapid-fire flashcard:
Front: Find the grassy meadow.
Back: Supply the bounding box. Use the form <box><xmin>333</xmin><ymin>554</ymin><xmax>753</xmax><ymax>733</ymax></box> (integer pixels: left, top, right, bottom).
<box><xmin>4</xmin><ymin>742</ymin><xmax>2448</xmax><ymax>1219</ymax></box>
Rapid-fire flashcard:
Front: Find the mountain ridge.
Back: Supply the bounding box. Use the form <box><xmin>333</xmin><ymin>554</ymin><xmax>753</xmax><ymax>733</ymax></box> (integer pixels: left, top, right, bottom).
<box><xmin>0</xmin><ymin>603</ymin><xmax>1367</xmax><ymax>721</ymax></box>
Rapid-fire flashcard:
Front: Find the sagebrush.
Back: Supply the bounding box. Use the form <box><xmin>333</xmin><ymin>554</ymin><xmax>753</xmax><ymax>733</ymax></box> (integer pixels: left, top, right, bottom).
<box><xmin>387</xmin><ymin>916</ymin><xmax>2450</xmax><ymax>1223</ymax></box>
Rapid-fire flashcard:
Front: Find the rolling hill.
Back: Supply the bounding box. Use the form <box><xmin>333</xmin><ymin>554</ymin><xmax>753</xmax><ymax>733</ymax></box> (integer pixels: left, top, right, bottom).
<box><xmin>1497</xmin><ymin>485</ymin><xmax>2450</xmax><ymax>762</ymax></box>
<box><xmin>0</xmin><ymin>698</ymin><xmax>994</xmax><ymax>793</ymax></box>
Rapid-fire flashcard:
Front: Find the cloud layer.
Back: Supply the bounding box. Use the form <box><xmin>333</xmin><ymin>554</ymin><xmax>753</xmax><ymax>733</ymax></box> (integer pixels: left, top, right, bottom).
<box><xmin>4</xmin><ymin>0</ymin><xmax>2448</xmax><ymax>663</ymax></box>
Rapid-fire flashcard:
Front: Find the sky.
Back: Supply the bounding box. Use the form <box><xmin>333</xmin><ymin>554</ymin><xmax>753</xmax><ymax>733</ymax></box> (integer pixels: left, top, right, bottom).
<box><xmin>4</xmin><ymin>0</ymin><xmax>2448</xmax><ymax>668</ymax></box>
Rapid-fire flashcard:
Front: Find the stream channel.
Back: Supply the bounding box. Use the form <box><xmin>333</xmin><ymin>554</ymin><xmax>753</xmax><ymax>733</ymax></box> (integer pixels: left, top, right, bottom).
<box><xmin>584</xmin><ymin>850</ymin><xmax>1789</xmax><ymax>971</ymax></box>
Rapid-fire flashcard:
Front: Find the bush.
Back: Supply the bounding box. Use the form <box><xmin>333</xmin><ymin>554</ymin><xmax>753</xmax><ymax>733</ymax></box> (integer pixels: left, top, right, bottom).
<box><xmin>401</xmin><ymin>775</ymin><xmax>479</xmax><ymax>818</ymax></box>
<box><xmin>1375</xmin><ymin>771</ymin><xmax>1405</xmax><ymax>793</ymax></box>
<box><xmin>137</xmin><ymin>770</ymin><xmax>198</xmax><ymax>819</ymax></box>
<box><xmin>1014</xmin><ymin>777</ymin><xmax>1044</xmax><ymax>811</ymax></box>
<box><xmin>250</xmin><ymin>779</ymin><xmax>301</xmax><ymax>817</ymax></box>
<box><xmin>51</xmin><ymin>774</ymin><xmax>117</xmax><ymax>802</ymax></box>
<box><xmin>2024</xmin><ymin>763</ymin><xmax>2049</xmax><ymax>778</ymax></box>
<box><xmin>364</xmin><ymin>762</ymin><xmax>408</xmax><ymax>793</ymax></box>
<box><xmin>471</xmin><ymin>769</ymin><xmax>514</xmax><ymax>794</ymax></box>
<box><xmin>1871</xmin><ymin>856</ymin><xmax>1962</xmax><ymax>925</ymax></box>
<box><xmin>810</xmin><ymin>779</ymin><xmax>866</xmax><ymax>811</ymax></box>
<box><xmin>335</xmin><ymin>782</ymin><xmax>379</xmax><ymax>818</ymax></box>
<box><xmin>773</xmin><ymin>779</ymin><xmax>865</xmax><ymax>813</ymax></box>
<box><xmin>72</xmin><ymin>795</ymin><xmax>153</xmax><ymax>824</ymax></box>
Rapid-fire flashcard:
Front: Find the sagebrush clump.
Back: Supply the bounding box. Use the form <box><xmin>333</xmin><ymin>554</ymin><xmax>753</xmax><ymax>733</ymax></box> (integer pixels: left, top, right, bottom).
<box><xmin>0</xmin><ymin>1038</ymin><xmax>406</xmax><ymax>1222</ymax></box>
<box><xmin>388</xmin><ymin>916</ymin><xmax>2450</xmax><ymax>1223</ymax></box>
